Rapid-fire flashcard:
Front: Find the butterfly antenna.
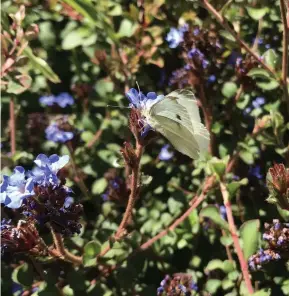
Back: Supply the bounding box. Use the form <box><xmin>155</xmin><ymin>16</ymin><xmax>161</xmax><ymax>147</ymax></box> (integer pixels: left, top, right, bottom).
<box><xmin>107</xmin><ymin>104</ymin><xmax>131</xmax><ymax>109</ymax></box>
<box><xmin>136</xmin><ymin>81</ymin><xmax>141</xmax><ymax>93</ymax></box>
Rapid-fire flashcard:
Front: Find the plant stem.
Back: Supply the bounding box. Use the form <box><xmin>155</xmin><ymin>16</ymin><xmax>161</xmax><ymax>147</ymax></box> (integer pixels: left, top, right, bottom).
<box><xmin>200</xmin><ymin>0</ymin><xmax>281</xmax><ymax>83</ymax></box>
<box><xmin>115</xmin><ymin>142</ymin><xmax>143</xmax><ymax>238</ymax></box>
<box><xmin>97</xmin><ymin>142</ymin><xmax>144</xmax><ymax>260</ymax></box>
<box><xmin>9</xmin><ymin>97</ymin><xmax>16</xmax><ymax>155</ymax></box>
<box><xmin>280</xmin><ymin>0</ymin><xmax>289</xmax><ymax>115</ymax></box>
<box><xmin>140</xmin><ymin>191</ymin><xmax>207</xmax><ymax>250</ymax></box>
<box><xmin>67</xmin><ymin>142</ymin><xmax>90</xmax><ymax>200</ymax></box>
<box><xmin>49</xmin><ymin>224</ymin><xmax>82</xmax><ymax>265</ymax></box>
<box><xmin>140</xmin><ymin>176</ymin><xmax>215</xmax><ymax>250</ymax></box>
<box><xmin>220</xmin><ymin>182</ymin><xmax>254</xmax><ymax>294</ymax></box>
<box><xmin>199</xmin><ymin>83</ymin><xmax>215</xmax><ymax>155</ymax></box>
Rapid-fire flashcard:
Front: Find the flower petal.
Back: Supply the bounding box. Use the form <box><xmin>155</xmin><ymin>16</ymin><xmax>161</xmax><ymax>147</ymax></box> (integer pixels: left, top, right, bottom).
<box><xmin>34</xmin><ymin>154</ymin><xmax>50</xmax><ymax>168</ymax></box>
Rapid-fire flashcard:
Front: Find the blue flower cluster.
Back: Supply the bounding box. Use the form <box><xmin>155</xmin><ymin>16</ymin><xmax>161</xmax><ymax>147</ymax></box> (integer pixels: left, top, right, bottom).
<box><xmin>1</xmin><ymin>154</ymin><xmax>69</xmax><ymax>209</ymax></box>
<box><xmin>248</xmin><ymin>248</ymin><xmax>281</xmax><ymax>271</ymax></box>
<box><xmin>126</xmin><ymin>88</ymin><xmax>164</xmax><ymax>137</ymax></box>
<box><xmin>157</xmin><ymin>274</ymin><xmax>198</xmax><ymax>296</ymax></box>
<box><xmin>159</xmin><ymin>145</ymin><xmax>174</xmax><ymax>161</ymax></box>
<box><xmin>249</xmin><ymin>165</ymin><xmax>263</xmax><ymax>180</ymax></box>
<box><xmin>166</xmin><ymin>24</ymin><xmax>189</xmax><ymax>48</ymax></box>
<box><xmin>45</xmin><ymin>123</ymin><xmax>74</xmax><ymax>143</ymax></box>
<box><xmin>248</xmin><ymin>220</ymin><xmax>289</xmax><ymax>271</ymax></box>
<box><xmin>39</xmin><ymin>92</ymin><xmax>74</xmax><ymax>108</ymax></box>
<box><xmin>245</xmin><ymin>97</ymin><xmax>265</xmax><ymax>114</ymax></box>
<box><xmin>187</xmin><ymin>48</ymin><xmax>209</xmax><ymax>69</ymax></box>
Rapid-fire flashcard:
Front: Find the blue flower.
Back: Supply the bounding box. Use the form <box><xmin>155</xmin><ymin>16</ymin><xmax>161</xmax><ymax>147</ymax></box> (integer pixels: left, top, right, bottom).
<box><xmin>249</xmin><ymin>166</ymin><xmax>262</xmax><ymax>179</ymax></box>
<box><xmin>159</xmin><ymin>145</ymin><xmax>174</xmax><ymax>161</ymax></box>
<box><xmin>1</xmin><ymin>167</ymin><xmax>34</xmax><ymax>209</ymax></box>
<box><xmin>45</xmin><ymin>123</ymin><xmax>74</xmax><ymax>143</ymax></box>
<box><xmin>126</xmin><ymin>88</ymin><xmax>164</xmax><ymax>138</ymax></box>
<box><xmin>208</xmin><ymin>75</ymin><xmax>216</xmax><ymax>83</ymax></box>
<box><xmin>166</xmin><ymin>24</ymin><xmax>188</xmax><ymax>48</ymax></box>
<box><xmin>39</xmin><ymin>93</ymin><xmax>74</xmax><ymax>108</ymax></box>
<box><xmin>64</xmin><ymin>196</ymin><xmax>74</xmax><ymax>208</ymax></box>
<box><xmin>39</xmin><ymin>95</ymin><xmax>56</xmax><ymax>106</ymax></box>
<box><xmin>55</xmin><ymin>92</ymin><xmax>74</xmax><ymax>108</ymax></box>
<box><xmin>252</xmin><ymin>97</ymin><xmax>265</xmax><ymax>109</ymax></box>
<box><xmin>191</xmin><ymin>282</ymin><xmax>198</xmax><ymax>291</ymax></box>
<box><xmin>0</xmin><ymin>176</ymin><xmax>9</xmax><ymax>205</ymax></box>
<box><xmin>219</xmin><ymin>205</ymin><xmax>227</xmax><ymax>220</ymax></box>
<box><xmin>188</xmin><ymin>48</ymin><xmax>209</xmax><ymax>68</ymax></box>
<box><xmin>126</xmin><ymin>88</ymin><xmax>146</xmax><ymax>108</ymax></box>
<box><xmin>32</xmin><ymin>154</ymin><xmax>69</xmax><ymax>186</ymax></box>
<box><xmin>193</xmin><ymin>28</ymin><xmax>200</xmax><ymax>35</ymax></box>
<box><xmin>101</xmin><ymin>193</ymin><xmax>109</xmax><ymax>201</ymax></box>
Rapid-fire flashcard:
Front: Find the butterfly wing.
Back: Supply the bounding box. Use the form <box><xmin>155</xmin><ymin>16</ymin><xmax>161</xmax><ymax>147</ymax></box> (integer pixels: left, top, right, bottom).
<box><xmin>148</xmin><ymin>89</ymin><xmax>209</xmax><ymax>159</ymax></box>
<box><xmin>153</xmin><ymin>115</ymin><xmax>200</xmax><ymax>159</ymax></box>
<box><xmin>166</xmin><ymin>89</ymin><xmax>210</xmax><ymax>152</ymax></box>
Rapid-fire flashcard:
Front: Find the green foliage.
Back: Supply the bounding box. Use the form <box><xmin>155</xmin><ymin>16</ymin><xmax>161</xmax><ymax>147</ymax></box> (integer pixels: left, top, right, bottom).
<box><xmin>1</xmin><ymin>0</ymin><xmax>289</xmax><ymax>295</ymax></box>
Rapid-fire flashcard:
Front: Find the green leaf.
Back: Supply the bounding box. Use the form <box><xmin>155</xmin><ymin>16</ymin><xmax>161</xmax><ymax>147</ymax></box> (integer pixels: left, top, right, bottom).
<box><xmin>221</xmin><ymin>82</ymin><xmax>237</xmax><ymax>98</ymax></box>
<box><xmin>222</xmin><ymin>278</ymin><xmax>235</xmax><ymax>290</ymax></box>
<box><xmin>62</xmin><ymin>0</ymin><xmax>99</xmax><ymax>24</ymax></box>
<box><xmin>23</xmin><ymin>47</ymin><xmax>60</xmax><ymax>83</ymax></box>
<box><xmin>200</xmin><ymin>205</ymin><xmax>229</xmax><ymax>231</ymax></box>
<box><xmin>62</xmin><ymin>28</ymin><xmax>97</xmax><ymax>50</ymax></box>
<box><xmin>252</xmin><ymin>289</ymin><xmax>271</xmax><ymax>296</ymax></box>
<box><xmin>262</xmin><ymin>49</ymin><xmax>277</xmax><ymax>69</ymax></box>
<box><xmin>83</xmin><ymin>240</ymin><xmax>101</xmax><ymax>267</ymax></box>
<box><xmin>209</xmin><ymin>157</ymin><xmax>228</xmax><ymax>179</ymax></box>
<box><xmin>141</xmin><ymin>174</ymin><xmax>153</xmax><ymax>185</ymax></box>
<box><xmin>117</xmin><ymin>19</ymin><xmax>138</xmax><ymax>38</ymax></box>
<box><xmin>205</xmin><ymin>279</ymin><xmax>221</xmax><ymax>294</ymax></box>
<box><xmin>247</xmin><ymin>68</ymin><xmax>271</xmax><ymax>79</ymax></box>
<box><xmin>257</xmin><ymin>79</ymin><xmax>279</xmax><ymax>90</ymax></box>
<box><xmin>246</xmin><ymin>7</ymin><xmax>269</xmax><ymax>20</ymax></box>
<box><xmin>12</xmin><ymin>263</ymin><xmax>34</xmax><ymax>286</ymax></box>
<box><xmin>92</xmin><ymin>178</ymin><xmax>108</xmax><ymax>195</ymax></box>
<box><xmin>95</xmin><ymin>79</ymin><xmax>114</xmax><ymax>97</ymax></box>
<box><xmin>205</xmin><ymin>259</ymin><xmax>224</xmax><ymax>272</ymax></box>
<box><xmin>227</xmin><ymin>178</ymin><xmax>248</xmax><ymax>198</ymax></box>
<box><xmin>240</xmin><ymin>219</ymin><xmax>260</xmax><ymax>260</ymax></box>
<box><xmin>239</xmin><ymin>150</ymin><xmax>254</xmax><ymax>165</ymax></box>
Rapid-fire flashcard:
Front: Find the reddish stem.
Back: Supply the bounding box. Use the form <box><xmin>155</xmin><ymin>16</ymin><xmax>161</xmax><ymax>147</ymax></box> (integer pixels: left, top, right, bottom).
<box><xmin>9</xmin><ymin>97</ymin><xmax>16</xmax><ymax>155</ymax></box>
<box><xmin>140</xmin><ymin>192</ymin><xmax>206</xmax><ymax>250</ymax></box>
<box><xmin>220</xmin><ymin>182</ymin><xmax>254</xmax><ymax>294</ymax></box>
<box><xmin>200</xmin><ymin>0</ymin><xmax>281</xmax><ymax>83</ymax></box>
<box><xmin>115</xmin><ymin>143</ymin><xmax>143</xmax><ymax>238</ymax></box>
<box><xmin>280</xmin><ymin>0</ymin><xmax>289</xmax><ymax>115</ymax></box>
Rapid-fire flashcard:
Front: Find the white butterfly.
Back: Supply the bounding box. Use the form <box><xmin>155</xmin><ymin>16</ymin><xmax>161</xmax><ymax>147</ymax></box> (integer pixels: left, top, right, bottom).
<box><xmin>127</xmin><ymin>88</ymin><xmax>210</xmax><ymax>159</ymax></box>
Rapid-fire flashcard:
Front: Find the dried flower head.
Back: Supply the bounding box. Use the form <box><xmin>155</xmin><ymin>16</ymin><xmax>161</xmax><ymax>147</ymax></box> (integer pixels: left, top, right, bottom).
<box><xmin>1</xmin><ymin>219</ymin><xmax>47</xmax><ymax>260</ymax></box>
<box><xmin>157</xmin><ymin>274</ymin><xmax>198</xmax><ymax>296</ymax></box>
<box><xmin>267</xmin><ymin>164</ymin><xmax>289</xmax><ymax>210</ymax></box>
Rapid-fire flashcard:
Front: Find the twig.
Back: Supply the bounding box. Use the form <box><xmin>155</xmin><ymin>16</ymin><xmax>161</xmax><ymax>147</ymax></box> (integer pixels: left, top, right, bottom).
<box><xmin>200</xmin><ymin>0</ymin><xmax>281</xmax><ymax>83</ymax></box>
<box><xmin>220</xmin><ymin>182</ymin><xmax>254</xmax><ymax>294</ymax></box>
<box><xmin>49</xmin><ymin>224</ymin><xmax>82</xmax><ymax>265</ymax></box>
<box><xmin>140</xmin><ymin>190</ymin><xmax>207</xmax><ymax>250</ymax></box>
<box><xmin>115</xmin><ymin>142</ymin><xmax>143</xmax><ymax>238</ymax></box>
<box><xmin>97</xmin><ymin>142</ymin><xmax>144</xmax><ymax>259</ymax></box>
<box><xmin>67</xmin><ymin>142</ymin><xmax>90</xmax><ymax>200</ymax></box>
<box><xmin>234</xmin><ymin>85</ymin><xmax>243</xmax><ymax>103</ymax></box>
<box><xmin>280</xmin><ymin>0</ymin><xmax>289</xmax><ymax>114</ymax></box>
<box><xmin>87</xmin><ymin>112</ymin><xmax>109</xmax><ymax>148</ymax></box>
<box><xmin>87</xmin><ymin>129</ymin><xmax>104</xmax><ymax>148</ymax></box>
<box><xmin>9</xmin><ymin>97</ymin><xmax>16</xmax><ymax>155</ymax></box>
<box><xmin>198</xmin><ymin>83</ymin><xmax>215</xmax><ymax>155</ymax></box>
<box><xmin>140</xmin><ymin>176</ymin><xmax>215</xmax><ymax>250</ymax></box>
